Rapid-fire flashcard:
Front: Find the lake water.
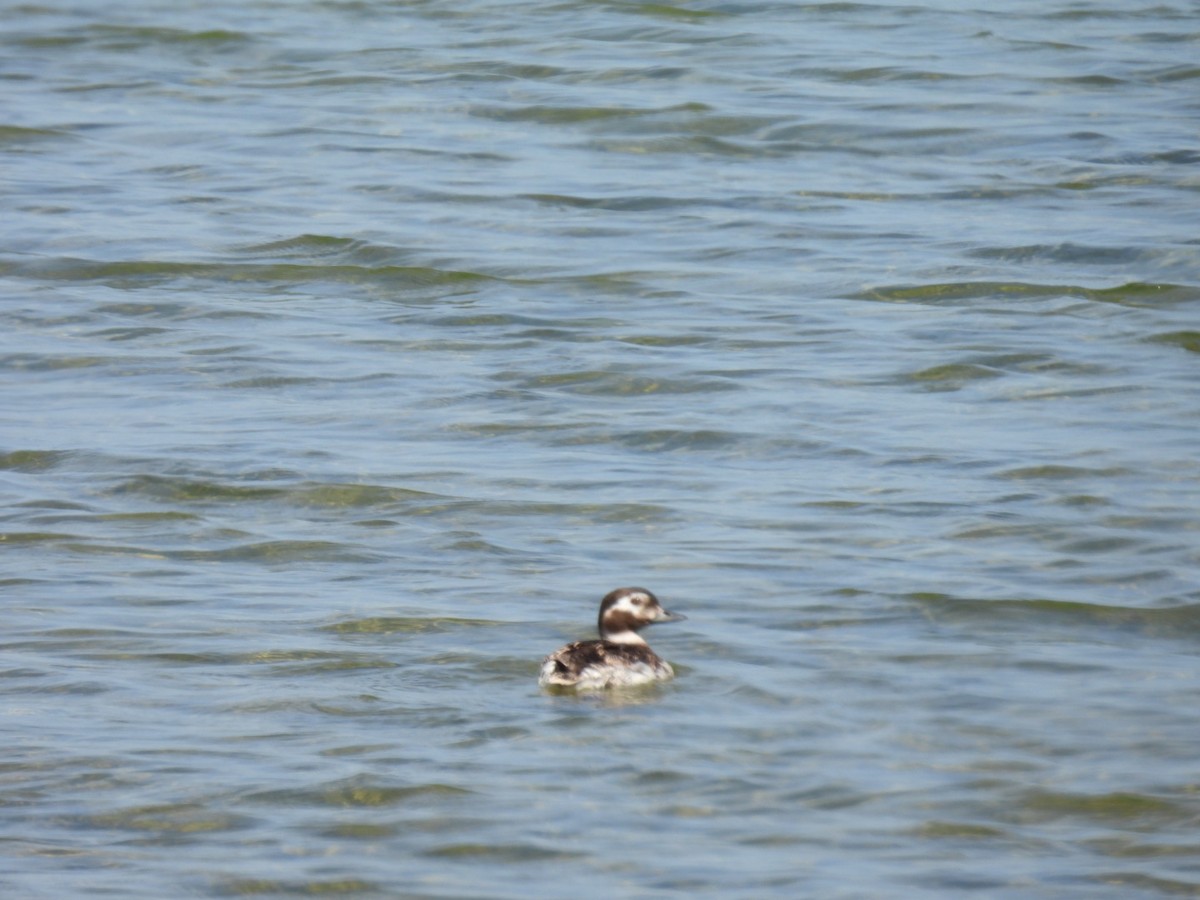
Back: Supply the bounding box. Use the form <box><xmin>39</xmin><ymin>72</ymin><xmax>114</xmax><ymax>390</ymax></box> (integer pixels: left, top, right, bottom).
<box><xmin>2</xmin><ymin>1</ymin><xmax>1199</xmax><ymax>897</ymax></box>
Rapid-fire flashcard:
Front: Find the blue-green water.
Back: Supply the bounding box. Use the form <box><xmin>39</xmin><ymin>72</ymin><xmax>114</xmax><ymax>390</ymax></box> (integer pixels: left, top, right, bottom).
<box><xmin>3</xmin><ymin>1</ymin><xmax>1199</xmax><ymax>897</ymax></box>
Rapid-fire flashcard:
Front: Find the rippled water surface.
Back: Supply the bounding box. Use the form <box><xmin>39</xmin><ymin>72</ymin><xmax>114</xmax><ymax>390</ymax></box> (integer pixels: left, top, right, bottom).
<box><xmin>3</xmin><ymin>1</ymin><xmax>1199</xmax><ymax>897</ymax></box>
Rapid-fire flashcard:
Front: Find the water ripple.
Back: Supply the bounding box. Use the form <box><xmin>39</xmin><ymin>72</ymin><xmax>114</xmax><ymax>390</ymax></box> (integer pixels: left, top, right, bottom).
<box><xmin>3</xmin><ymin>0</ymin><xmax>1199</xmax><ymax>897</ymax></box>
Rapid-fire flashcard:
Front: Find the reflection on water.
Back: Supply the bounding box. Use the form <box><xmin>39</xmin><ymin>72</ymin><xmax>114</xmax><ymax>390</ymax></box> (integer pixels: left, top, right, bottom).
<box><xmin>2</xmin><ymin>0</ymin><xmax>1199</xmax><ymax>897</ymax></box>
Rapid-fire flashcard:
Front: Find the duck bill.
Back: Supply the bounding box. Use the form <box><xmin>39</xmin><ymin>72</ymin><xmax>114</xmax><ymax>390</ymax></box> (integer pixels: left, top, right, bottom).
<box><xmin>655</xmin><ymin>609</ymin><xmax>687</xmax><ymax>624</ymax></box>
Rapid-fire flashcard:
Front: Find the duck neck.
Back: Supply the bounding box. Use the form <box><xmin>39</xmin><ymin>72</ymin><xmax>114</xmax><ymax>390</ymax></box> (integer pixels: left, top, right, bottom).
<box><xmin>602</xmin><ymin>628</ymin><xmax>647</xmax><ymax>646</ymax></box>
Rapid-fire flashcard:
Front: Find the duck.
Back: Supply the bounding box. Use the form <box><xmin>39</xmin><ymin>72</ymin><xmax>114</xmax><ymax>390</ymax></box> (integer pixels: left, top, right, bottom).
<box><xmin>539</xmin><ymin>587</ymin><xmax>685</xmax><ymax>690</ymax></box>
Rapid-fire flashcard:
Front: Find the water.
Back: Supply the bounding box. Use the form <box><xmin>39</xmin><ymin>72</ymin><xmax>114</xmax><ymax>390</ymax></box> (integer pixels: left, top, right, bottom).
<box><xmin>2</xmin><ymin>1</ymin><xmax>1199</xmax><ymax>897</ymax></box>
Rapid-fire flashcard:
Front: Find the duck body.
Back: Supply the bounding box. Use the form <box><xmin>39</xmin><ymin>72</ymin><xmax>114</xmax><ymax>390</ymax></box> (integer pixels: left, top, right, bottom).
<box><xmin>539</xmin><ymin>587</ymin><xmax>685</xmax><ymax>690</ymax></box>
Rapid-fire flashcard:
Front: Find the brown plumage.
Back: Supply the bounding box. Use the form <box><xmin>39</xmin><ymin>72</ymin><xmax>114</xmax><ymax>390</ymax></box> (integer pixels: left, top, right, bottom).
<box><xmin>539</xmin><ymin>587</ymin><xmax>685</xmax><ymax>690</ymax></box>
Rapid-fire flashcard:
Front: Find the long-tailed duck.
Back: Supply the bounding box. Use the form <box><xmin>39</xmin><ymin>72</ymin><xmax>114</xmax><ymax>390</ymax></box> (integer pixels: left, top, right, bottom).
<box><xmin>539</xmin><ymin>587</ymin><xmax>685</xmax><ymax>690</ymax></box>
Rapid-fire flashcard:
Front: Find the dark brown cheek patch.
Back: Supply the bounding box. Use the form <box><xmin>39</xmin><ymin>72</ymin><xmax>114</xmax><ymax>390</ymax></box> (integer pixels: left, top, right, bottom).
<box><xmin>603</xmin><ymin>610</ymin><xmax>640</xmax><ymax>635</ymax></box>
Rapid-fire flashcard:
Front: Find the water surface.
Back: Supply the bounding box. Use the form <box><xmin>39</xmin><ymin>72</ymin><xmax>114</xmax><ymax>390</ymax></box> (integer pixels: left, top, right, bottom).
<box><xmin>2</xmin><ymin>1</ymin><xmax>1199</xmax><ymax>897</ymax></box>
